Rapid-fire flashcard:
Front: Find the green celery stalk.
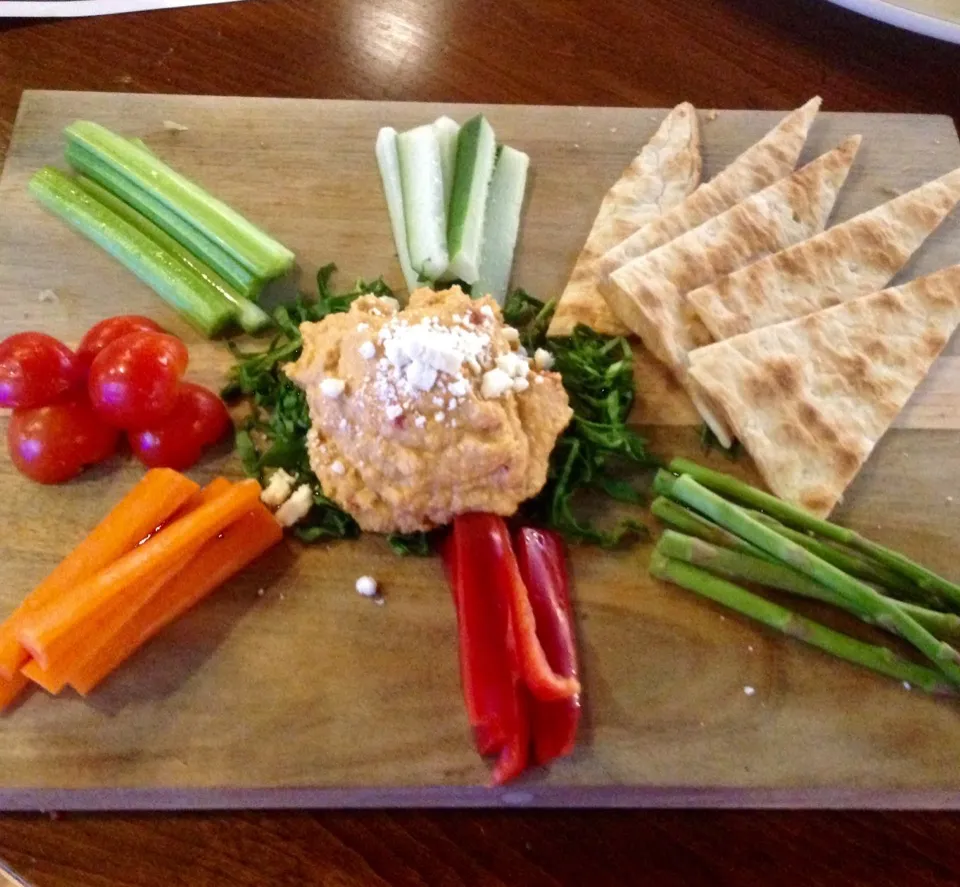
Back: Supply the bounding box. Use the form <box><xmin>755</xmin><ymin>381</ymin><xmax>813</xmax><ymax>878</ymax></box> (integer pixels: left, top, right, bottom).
<box><xmin>66</xmin><ymin>142</ymin><xmax>263</xmax><ymax>300</ymax></box>
<box><xmin>65</xmin><ymin>120</ymin><xmax>295</xmax><ymax>280</ymax></box>
<box><xmin>74</xmin><ymin>176</ymin><xmax>271</xmax><ymax>334</ymax></box>
<box><xmin>30</xmin><ymin>167</ymin><xmax>235</xmax><ymax>338</ymax></box>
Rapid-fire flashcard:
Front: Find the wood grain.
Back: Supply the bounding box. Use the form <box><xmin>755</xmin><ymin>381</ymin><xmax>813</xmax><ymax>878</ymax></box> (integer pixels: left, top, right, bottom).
<box><xmin>2</xmin><ymin>92</ymin><xmax>960</xmax><ymax>811</ymax></box>
<box><xmin>4</xmin><ymin>1</ymin><xmax>960</xmax><ymax>884</ymax></box>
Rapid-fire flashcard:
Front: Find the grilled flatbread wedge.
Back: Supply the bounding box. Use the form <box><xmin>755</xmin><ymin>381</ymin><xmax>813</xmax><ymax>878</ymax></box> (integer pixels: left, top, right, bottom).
<box><xmin>548</xmin><ymin>103</ymin><xmax>702</xmax><ymax>337</ymax></box>
<box><xmin>689</xmin><ymin>168</ymin><xmax>960</xmax><ymax>339</ymax></box>
<box><xmin>594</xmin><ymin>97</ymin><xmax>821</xmax><ymax>280</ymax></box>
<box><xmin>687</xmin><ymin>266</ymin><xmax>960</xmax><ymax>518</ymax></box>
<box><xmin>601</xmin><ymin>135</ymin><xmax>861</xmax><ymax>446</ymax></box>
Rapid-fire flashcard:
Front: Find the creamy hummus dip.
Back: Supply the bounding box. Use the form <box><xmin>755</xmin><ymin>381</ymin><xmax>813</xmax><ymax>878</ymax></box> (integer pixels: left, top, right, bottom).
<box><xmin>285</xmin><ymin>286</ymin><xmax>572</xmax><ymax>533</ymax></box>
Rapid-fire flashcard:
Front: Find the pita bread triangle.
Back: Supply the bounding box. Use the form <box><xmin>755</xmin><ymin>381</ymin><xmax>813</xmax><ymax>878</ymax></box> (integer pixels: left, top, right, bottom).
<box><xmin>601</xmin><ymin>135</ymin><xmax>861</xmax><ymax>447</ymax></box>
<box><xmin>594</xmin><ymin>97</ymin><xmax>822</xmax><ymax>281</ymax></box>
<box><xmin>548</xmin><ymin>103</ymin><xmax>702</xmax><ymax>337</ymax></box>
<box><xmin>689</xmin><ymin>167</ymin><xmax>960</xmax><ymax>339</ymax></box>
<box><xmin>687</xmin><ymin>265</ymin><xmax>960</xmax><ymax>518</ymax></box>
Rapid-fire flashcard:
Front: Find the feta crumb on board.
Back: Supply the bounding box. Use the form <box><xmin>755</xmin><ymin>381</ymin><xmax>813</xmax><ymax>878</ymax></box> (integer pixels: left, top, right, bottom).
<box><xmin>260</xmin><ymin>468</ymin><xmax>296</xmax><ymax>508</ymax></box>
<box><xmin>355</xmin><ymin>576</ymin><xmax>378</xmax><ymax>598</ymax></box>
<box><xmin>743</xmin><ymin>686</ymin><xmax>756</xmax><ymax>697</ymax></box>
<box><xmin>274</xmin><ymin>484</ymin><xmax>314</xmax><ymax>527</ymax></box>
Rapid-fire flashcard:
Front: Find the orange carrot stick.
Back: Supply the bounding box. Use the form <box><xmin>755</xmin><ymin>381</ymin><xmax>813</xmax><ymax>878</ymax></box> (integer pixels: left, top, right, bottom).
<box><xmin>71</xmin><ymin>504</ymin><xmax>282</xmax><ymax>695</ymax></box>
<box><xmin>16</xmin><ymin>479</ymin><xmax>262</xmax><ymax>669</ymax></box>
<box><xmin>0</xmin><ymin>469</ymin><xmax>199</xmax><ymax>679</ymax></box>
<box><xmin>19</xmin><ymin>478</ymin><xmax>234</xmax><ymax>696</ymax></box>
<box><xmin>0</xmin><ymin>670</ymin><xmax>29</xmax><ymax>713</ymax></box>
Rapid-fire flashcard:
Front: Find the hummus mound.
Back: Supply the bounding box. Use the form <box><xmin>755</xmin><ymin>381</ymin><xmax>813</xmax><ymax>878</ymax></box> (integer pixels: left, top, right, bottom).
<box><xmin>284</xmin><ymin>286</ymin><xmax>572</xmax><ymax>533</ymax></box>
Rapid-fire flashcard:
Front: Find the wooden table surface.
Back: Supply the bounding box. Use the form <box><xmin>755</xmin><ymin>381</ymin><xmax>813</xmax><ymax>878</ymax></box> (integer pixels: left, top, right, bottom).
<box><xmin>2</xmin><ymin>0</ymin><xmax>960</xmax><ymax>883</ymax></box>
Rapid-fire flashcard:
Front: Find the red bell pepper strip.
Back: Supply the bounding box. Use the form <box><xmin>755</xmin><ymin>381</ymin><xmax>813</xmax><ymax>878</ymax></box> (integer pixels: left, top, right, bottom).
<box><xmin>515</xmin><ymin>528</ymin><xmax>581</xmax><ymax>765</ymax></box>
<box><xmin>443</xmin><ymin>515</ymin><xmax>529</xmax><ymax>784</ymax></box>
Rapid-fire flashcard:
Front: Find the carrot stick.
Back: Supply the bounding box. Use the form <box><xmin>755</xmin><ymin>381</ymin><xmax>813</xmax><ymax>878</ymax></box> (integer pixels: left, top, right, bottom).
<box><xmin>0</xmin><ymin>670</ymin><xmax>29</xmax><ymax>713</ymax></box>
<box><xmin>0</xmin><ymin>469</ymin><xmax>199</xmax><ymax>679</ymax></box>
<box><xmin>16</xmin><ymin>479</ymin><xmax>262</xmax><ymax>669</ymax></box>
<box><xmin>19</xmin><ymin>478</ymin><xmax>235</xmax><ymax>696</ymax></box>
<box><xmin>71</xmin><ymin>504</ymin><xmax>282</xmax><ymax>695</ymax></box>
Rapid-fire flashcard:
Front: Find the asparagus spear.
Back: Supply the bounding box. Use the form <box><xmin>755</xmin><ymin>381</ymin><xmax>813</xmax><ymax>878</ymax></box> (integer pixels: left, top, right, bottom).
<box><xmin>657</xmin><ymin>531</ymin><xmax>960</xmax><ymax>645</ymax></box>
<box><xmin>667</xmin><ymin>475</ymin><xmax>960</xmax><ymax>686</ymax></box>
<box><xmin>668</xmin><ymin>458</ymin><xmax>960</xmax><ymax>611</ymax></box>
<box><xmin>651</xmin><ymin>497</ymin><xmax>776</xmax><ymax>563</ymax></box>
<box><xmin>649</xmin><ymin>551</ymin><xmax>954</xmax><ymax>695</ymax></box>
<box><xmin>745</xmin><ymin>510</ymin><xmax>935</xmax><ymax>608</ymax></box>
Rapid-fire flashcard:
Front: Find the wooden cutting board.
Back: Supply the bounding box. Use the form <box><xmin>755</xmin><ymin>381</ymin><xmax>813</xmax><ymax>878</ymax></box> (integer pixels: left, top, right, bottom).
<box><xmin>1</xmin><ymin>91</ymin><xmax>960</xmax><ymax>810</ymax></box>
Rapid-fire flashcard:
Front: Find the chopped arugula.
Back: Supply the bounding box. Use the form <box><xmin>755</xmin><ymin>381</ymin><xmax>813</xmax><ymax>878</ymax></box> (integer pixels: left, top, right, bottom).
<box><xmin>223</xmin><ymin>264</ymin><xmax>392</xmax><ymax>544</ymax></box>
<box><xmin>508</xmin><ymin>295</ymin><xmax>660</xmax><ymax>546</ymax></box>
<box><xmin>386</xmin><ymin>531</ymin><xmax>434</xmax><ymax>556</ymax></box>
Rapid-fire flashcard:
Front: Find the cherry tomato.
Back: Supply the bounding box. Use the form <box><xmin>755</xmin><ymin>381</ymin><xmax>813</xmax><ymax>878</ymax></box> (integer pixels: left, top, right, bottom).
<box><xmin>8</xmin><ymin>396</ymin><xmax>119</xmax><ymax>484</ymax></box>
<box><xmin>128</xmin><ymin>383</ymin><xmax>231</xmax><ymax>470</ymax></box>
<box><xmin>0</xmin><ymin>332</ymin><xmax>82</xmax><ymax>409</ymax></box>
<box><xmin>88</xmin><ymin>332</ymin><xmax>189</xmax><ymax>430</ymax></box>
<box><xmin>76</xmin><ymin>315</ymin><xmax>165</xmax><ymax>374</ymax></box>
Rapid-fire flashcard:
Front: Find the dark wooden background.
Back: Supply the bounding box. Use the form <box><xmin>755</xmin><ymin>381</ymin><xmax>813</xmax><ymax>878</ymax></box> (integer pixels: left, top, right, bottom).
<box><xmin>2</xmin><ymin>0</ymin><xmax>960</xmax><ymax>883</ymax></box>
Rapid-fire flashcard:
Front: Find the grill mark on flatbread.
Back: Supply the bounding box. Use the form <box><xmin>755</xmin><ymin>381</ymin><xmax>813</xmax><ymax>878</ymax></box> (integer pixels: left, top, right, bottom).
<box><xmin>687</xmin><ymin>266</ymin><xmax>960</xmax><ymax>518</ymax></box>
<box><xmin>594</xmin><ymin>97</ymin><xmax>821</xmax><ymax>280</ymax></box>
<box><xmin>601</xmin><ymin>135</ymin><xmax>861</xmax><ymax>447</ymax></box>
<box><xmin>688</xmin><ymin>167</ymin><xmax>960</xmax><ymax>339</ymax></box>
<box><xmin>548</xmin><ymin>103</ymin><xmax>702</xmax><ymax>337</ymax></box>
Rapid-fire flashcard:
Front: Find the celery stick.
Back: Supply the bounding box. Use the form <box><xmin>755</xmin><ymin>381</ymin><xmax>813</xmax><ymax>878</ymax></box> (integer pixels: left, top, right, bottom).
<box><xmin>473</xmin><ymin>145</ymin><xmax>530</xmax><ymax>304</ymax></box>
<box><xmin>396</xmin><ymin>124</ymin><xmax>448</xmax><ymax>280</ymax></box>
<box><xmin>432</xmin><ymin>116</ymin><xmax>460</xmax><ymax>214</ymax></box>
<box><xmin>66</xmin><ymin>142</ymin><xmax>263</xmax><ymax>300</ymax></box>
<box><xmin>65</xmin><ymin>120</ymin><xmax>295</xmax><ymax>279</ymax></box>
<box><xmin>375</xmin><ymin>127</ymin><xmax>420</xmax><ymax>295</ymax></box>
<box><xmin>74</xmin><ymin>176</ymin><xmax>272</xmax><ymax>334</ymax></box>
<box><xmin>446</xmin><ymin>115</ymin><xmax>497</xmax><ymax>284</ymax></box>
<box><xmin>30</xmin><ymin>167</ymin><xmax>235</xmax><ymax>338</ymax></box>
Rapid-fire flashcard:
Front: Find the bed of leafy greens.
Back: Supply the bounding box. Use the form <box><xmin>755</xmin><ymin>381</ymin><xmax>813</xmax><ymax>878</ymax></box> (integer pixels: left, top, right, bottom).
<box><xmin>223</xmin><ymin>267</ymin><xmax>659</xmax><ymax>553</ymax></box>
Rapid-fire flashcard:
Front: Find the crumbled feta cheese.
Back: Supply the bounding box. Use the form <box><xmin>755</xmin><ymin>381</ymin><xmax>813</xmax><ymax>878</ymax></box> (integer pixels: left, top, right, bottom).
<box><xmin>331</xmin><ymin>460</ymin><xmax>346</xmax><ymax>475</ymax></box>
<box><xmin>496</xmin><ymin>352</ymin><xmax>530</xmax><ymax>378</ymax></box>
<box><xmin>434</xmin><ymin>411</ymin><xmax>445</xmax><ymax>422</ymax></box>
<box><xmin>513</xmin><ymin>377</ymin><xmax>530</xmax><ymax>393</ymax></box>
<box><xmin>448</xmin><ymin>378</ymin><xmax>469</xmax><ymax>397</ymax></box>
<box><xmin>356</xmin><ymin>323</ymin><xmax>369</xmax><ymax>332</ymax></box>
<box><xmin>502</xmin><ymin>327</ymin><xmax>520</xmax><ymax>343</ymax></box>
<box><xmin>385</xmin><ymin>403</ymin><xmax>404</xmax><ymax>421</ymax></box>
<box><xmin>432</xmin><ymin>395</ymin><xmax>445</xmax><ymax>407</ymax></box>
<box><xmin>414</xmin><ymin>415</ymin><xmax>427</xmax><ymax>428</ymax></box>
<box><xmin>480</xmin><ymin>305</ymin><xmax>495</xmax><ymax>319</ymax></box>
<box><xmin>380</xmin><ymin>297</ymin><xmax>400</xmax><ymax>311</ymax></box>
<box><xmin>355</xmin><ymin>575</ymin><xmax>378</xmax><ymax>597</ymax></box>
<box><xmin>467</xmin><ymin>357</ymin><xmax>482</xmax><ymax>374</ymax></box>
<box><xmin>260</xmin><ymin>468</ymin><xmax>296</xmax><ymax>508</ymax></box>
<box><xmin>320</xmin><ymin>378</ymin><xmax>346</xmax><ymax>398</ymax></box>
<box><xmin>534</xmin><ymin>376</ymin><xmax>545</xmax><ymax>385</ymax></box>
<box><xmin>274</xmin><ymin>484</ymin><xmax>314</xmax><ymax>527</ymax></box>
<box><xmin>481</xmin><ymin>368</ymin><xmax>514</xmax><ymax>399</ymax></box>
<box><xmin>358</xmin><ymin>341</ymin><xmax>376</xmax><ymax>360</ymax></box>
<box><xmin>534</xmin><ymin>348</ymin><xmax>555</xmax><ymax>371</ymax></box>
<box><xmin>743</xmin><ymin>686</ymin><xmax>756</xmax><ymax>697</ymax></box>
<box><xmin>405</xmin><ymin>361</ymin><xmax>438</xmax><ymax>392</ymax></box>
<box><xmin>448</xmin><ymin>398</ymin><xmax>458</xmax><ymax>410</ymax></box>
<box><xmin>339</xmin><ymin>417</ymin><xmax>348</xmax><ymax>430</ymax></box>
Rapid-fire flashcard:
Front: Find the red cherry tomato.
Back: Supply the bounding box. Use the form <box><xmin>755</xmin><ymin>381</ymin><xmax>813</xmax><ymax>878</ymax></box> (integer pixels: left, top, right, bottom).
<box><xmin>76</xmin><ymin>315</ymin><xmax>164</xmax><ymax>374</ymax></box>
<box><xmin>0</xmin><ymin>332</ymin><xmax>82</xmax><ymax>409</ymax></box>
<box><xmin>128</xmin><ymin>383</ymin><xmax>231</xmax><ymax>470</ymax></box>
<box><xmin>7</xmin><ymin>396</ymin><xmax>119</xmax><ymax>484</ymax></box>
<box><xmin>88</xmin><ymin>332</ymin><xmax>189</xmax><ymax>430</ymax></box>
